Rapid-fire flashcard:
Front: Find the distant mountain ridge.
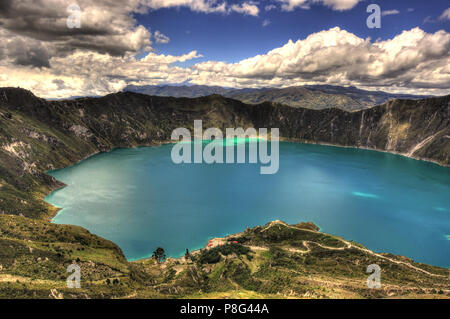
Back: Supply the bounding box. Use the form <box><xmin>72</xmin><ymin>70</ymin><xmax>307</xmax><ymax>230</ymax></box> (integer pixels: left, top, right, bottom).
<box><xmin>124</xmin><ymin>84</ymin><xmax>431</xmax><ymax>111</ymax></box>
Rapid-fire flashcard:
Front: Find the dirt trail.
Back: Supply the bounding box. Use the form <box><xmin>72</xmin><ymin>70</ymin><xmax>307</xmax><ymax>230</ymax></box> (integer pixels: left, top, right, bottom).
<box><xmin>256</xmin><ymin>221</ymin><xmax>448</xmax><ymax>278</ymax></box>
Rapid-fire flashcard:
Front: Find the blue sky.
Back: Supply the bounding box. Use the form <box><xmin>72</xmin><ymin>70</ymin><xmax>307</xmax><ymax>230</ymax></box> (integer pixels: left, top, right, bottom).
<box><xmin>1</xmin><ymin>0</ymin><xmax>449</xmax><ymax>98</ymax></box>
<box><xmin>137</xmin><ymin>0</ymin><xmax>450</xmax><ymax>65</ymax></box>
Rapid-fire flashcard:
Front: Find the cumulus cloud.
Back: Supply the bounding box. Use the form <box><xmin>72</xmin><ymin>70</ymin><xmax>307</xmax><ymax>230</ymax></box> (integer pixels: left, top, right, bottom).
<box><xmin>262</xmin><ymin>19</ymin><xmax>271</xmax><ymax>27</ymax></box>
<box><xmin>0</xmin><ymin>0</ymin><xmax>153</xmax><ymax>59</ymax></box>
<box><xmin>2</xmin><ymin>26</ymin><xmax>450</xmax><ymax>98</ymax></box>
<box><xmin>0</xmin><ymin>0</ymin><xmax>261</xmax><ymax>67</ymax></box>
<box><xmin>189</xmin><ymin>27</ymin><xmax>450</xmax><ymax>95</ymax></box>
<box><xmin>1</xmin><ymin>1</ymin><xmax>449</xmax><ymax>98</ymax></box>
<box><xmin>265</xmin><ymin>4</ymin><xmax>277</xmax><ymax>11</ymax></box>
<box><xmin>439</xmin><ymin>8</ymin><xmax>450</xmax><ymax>20</ymax></box>
<box><xmin>0</xmin><ymin>49</ymin><xmax>202</xmax><ymax>98</ymax></box>
<box><xmin>382</xmin><ymin>9</ymin><xmax>400</xmax><ymax>16</ymax></box>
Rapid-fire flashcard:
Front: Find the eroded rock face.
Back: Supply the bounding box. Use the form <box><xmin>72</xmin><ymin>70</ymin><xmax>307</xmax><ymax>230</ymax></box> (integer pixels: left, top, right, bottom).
<box><xmin>69</xmin><ymin>124</ymin><xmax>92</xmax><ymax>139</ymax></box>
<box><xmin>0</xmin><ymin>87</ymin><xmax>448</xmax><ymax>217</ymax></box>
<box><xmin>2</xmin><ymin>141</ymin><xmax>31</xmax><ymax>159</ymax></box>
<box><xmin>247</xmin><ymin>97</ymin><xmax>449</xmax><ymax>164</ymax></box>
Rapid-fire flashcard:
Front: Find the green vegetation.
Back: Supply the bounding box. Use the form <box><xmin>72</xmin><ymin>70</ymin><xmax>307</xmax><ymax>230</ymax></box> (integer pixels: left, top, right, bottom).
<box><xmin>196</xmin><ymin>243</ymin><xmax>252</xmax><ymax>264</ymax></box>
<box><xmin>152</xmin><ymin>247</ymin><xmax>166</xmax><ymax>263</ymax></box>
<box><xmin>0</xmin><ymin>215</ymin><xmax>448</xmax><ymax>299</ymax></box>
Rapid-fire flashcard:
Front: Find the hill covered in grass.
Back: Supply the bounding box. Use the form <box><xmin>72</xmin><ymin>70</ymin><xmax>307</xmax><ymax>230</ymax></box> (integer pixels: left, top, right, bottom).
<box><xmin>0</xmin><ymin>216</ymin><xmax>448</xmax><ymax>299</ymax></box>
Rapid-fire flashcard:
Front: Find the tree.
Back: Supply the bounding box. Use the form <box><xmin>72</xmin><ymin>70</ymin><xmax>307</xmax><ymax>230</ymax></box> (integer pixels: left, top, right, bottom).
<box><xmin>185</xmin><ymin>248</ymin><xmax>190</xmax><ymax>260</ymax></box>
<box><xmin>152</xmin><ymin>247</ymin><xmax>166</xmax><ymax>263</ymax></box>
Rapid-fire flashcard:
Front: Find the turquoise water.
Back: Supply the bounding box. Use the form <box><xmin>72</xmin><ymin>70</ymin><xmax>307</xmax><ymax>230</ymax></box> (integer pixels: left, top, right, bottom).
<box><xmin>45</xmin><ymin>142</ymin><xmax>450</xmax><ymax>267</ymax></box>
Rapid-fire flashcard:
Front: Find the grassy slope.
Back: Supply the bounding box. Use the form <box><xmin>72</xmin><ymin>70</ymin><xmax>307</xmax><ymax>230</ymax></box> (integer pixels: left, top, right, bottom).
<box><xmin>0</xmin><ymin>217</ymin><xmax>448</xmax><ymax>299</ymax></box>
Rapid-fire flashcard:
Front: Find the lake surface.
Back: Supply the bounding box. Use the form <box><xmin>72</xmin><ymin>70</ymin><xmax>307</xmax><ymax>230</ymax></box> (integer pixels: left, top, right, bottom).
<box><xmin>45</xmin><ymin>142</ymin><xmax>450</xmax><ymax>267</ymax></box>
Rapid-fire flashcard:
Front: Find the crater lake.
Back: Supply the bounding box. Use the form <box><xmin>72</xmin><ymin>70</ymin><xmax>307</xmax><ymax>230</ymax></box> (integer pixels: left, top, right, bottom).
<box><xmin>45</xmin><ymin>142</ymin><xmax>450</xmax><ymax>267</ymax></box>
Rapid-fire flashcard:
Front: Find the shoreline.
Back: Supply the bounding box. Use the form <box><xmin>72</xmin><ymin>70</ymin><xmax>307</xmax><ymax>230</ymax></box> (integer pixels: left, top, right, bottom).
<box><xmin>279</xmin><ymin>137</ymin><xmax>450</xmax><ymax>168</ymax></box>
<box><xmin>129</xmin><ymin>221</ymin><xmax>450</xmax><ymax>270</ymax></box>
<box><xmin>43</xmin><ymin>140</ymin><xmax>175</xmax><ymax>222</ymax></box>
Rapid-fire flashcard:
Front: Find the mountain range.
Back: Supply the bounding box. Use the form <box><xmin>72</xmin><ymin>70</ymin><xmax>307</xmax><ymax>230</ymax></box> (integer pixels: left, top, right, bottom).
<box><xmin>124</xmin><ymin>84</ymin><xmax>431</xmax><ymax>112</ymax></box>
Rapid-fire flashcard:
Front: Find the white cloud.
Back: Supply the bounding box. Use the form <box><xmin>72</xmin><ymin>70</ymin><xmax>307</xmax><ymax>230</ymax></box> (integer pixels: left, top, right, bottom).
<box><xmin>189</xmin><ymin>27</ymin><xmax>450</xmax><ymax>95</ymax></box>
<box><xmin>439</xmin><ymin>7</ymin><xmax>450</xmax><ymax>20</ymax></box>
<box><xmin>1</xmin><ymin>2</ymin><xmax>449</xmax><ymax>98</ymax></box>
<box><xmin>314</xmin><ymin>0</ymin><xmax>360</xmax><ymax>11</ymax></box>
<box><xmin>265</xmin><ymin>4</ymin><xmax>277</xmax><ymax>11</ymax></box>
<box><xmin>262</xmin><ymin>19</ymin><xmax>271</xmax><ymax>27</ymax></box>
<box><xmin>278</xmin><ymin>0</ymin><xmax>309</xmax><ymax>11</ymax></box>
<box><xmin>229</xmin><ymin>2</ymin><xmax>259</xmax><ymax>16</ymax></box>
<box><xmin>145</xmin><ymin>0</ymin><xmax>227</xmax><ymax>14</ymax></box>
<box><xmin>0</xmin><ymin>0</ymin><xmax>154</xmax><ymax>62</ymax></box>
<box><xmin>0</xmin><ymin>49</ymin><xmax>202</xmax><ymax>98</ymax></box>
<box><xmin>278</xmin><ymin>0</ymin><xmax>360</xmax><ymax>12</ymax></box>
<box><xmin>382</xmin><ymin>9</ymin><xmax>400</xmax><ymax>16</ymax></box>
<box><xmin>3</xmin><ymin>27</ymin><xmax>450</xmax><ymax>98</ymax></box>
<box><xmin>154</xmin><ymin>31</ymin><xmax>170</xmax><ymax>44</ymax></box>
<box><xmin>146</xmin><ymin>0</ymin><xmax>262</xmax><ymax>16</ymax></box>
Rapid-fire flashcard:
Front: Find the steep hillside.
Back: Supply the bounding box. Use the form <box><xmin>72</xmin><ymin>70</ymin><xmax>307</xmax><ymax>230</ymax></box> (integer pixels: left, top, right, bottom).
<box><xmin>304</xmin><ymin>85</ymin><xmax>430</xmax><ymax>107</ymax></box>
<box><xmin>0</xmin><ymin>87</ymin><xmax>448</xmax><ymax>218</ymax></box>
<box><xmin>248</xmin><ymin>97</ymin><xmax>449</xmax><ymax>165</ymax></box>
